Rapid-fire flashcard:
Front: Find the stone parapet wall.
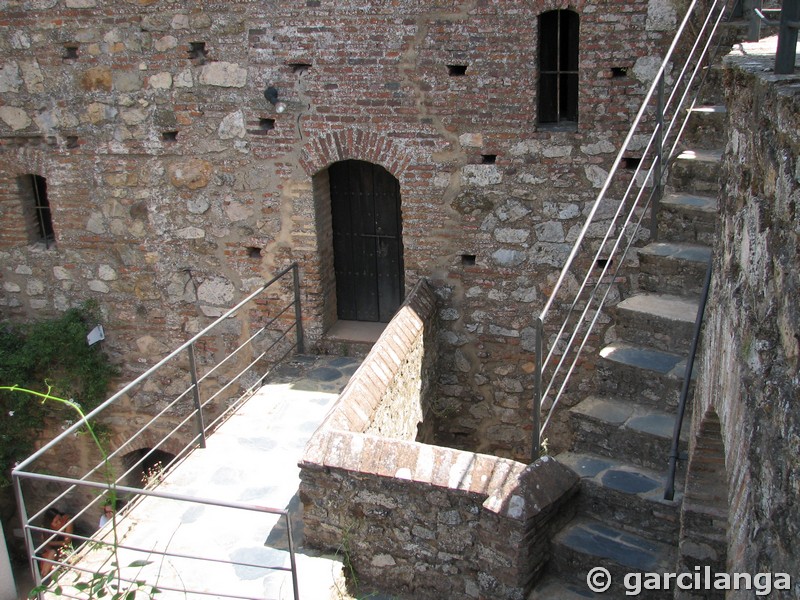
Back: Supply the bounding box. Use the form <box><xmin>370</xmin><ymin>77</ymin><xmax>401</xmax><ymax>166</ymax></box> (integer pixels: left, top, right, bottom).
<box><xmin>318</xmin><ymin>279</ymin><xmax>439</xmax><ymax>442</ymax></box>
<box><xmin>299</xmin><ymin>279</ymin><xmax>579</xmax><ymax>599</ymax></box>
<box><xmin>685</xmin><ymin>37</ymin><xmax>799</xmax><ymax>590</ymax></box>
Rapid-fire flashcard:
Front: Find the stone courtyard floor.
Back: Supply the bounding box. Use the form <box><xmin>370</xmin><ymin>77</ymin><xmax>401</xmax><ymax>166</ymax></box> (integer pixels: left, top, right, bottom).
<box><xmin>26</xmin><ymin>354</ymin><xmax>378</xmax><ymax>600</ymax></box>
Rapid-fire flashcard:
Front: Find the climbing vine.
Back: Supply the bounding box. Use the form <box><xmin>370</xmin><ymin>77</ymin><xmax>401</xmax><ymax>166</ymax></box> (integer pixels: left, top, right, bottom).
<box><xmin>0</xmin><ymin>301</ymin><xmax>117</xmax><ymax>487</ymax></box>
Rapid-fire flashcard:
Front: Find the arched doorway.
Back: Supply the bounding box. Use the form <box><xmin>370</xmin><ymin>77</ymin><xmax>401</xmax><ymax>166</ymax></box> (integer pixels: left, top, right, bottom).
<box><xmin>329</xmin><ymin>160</ymin><xmax>404</xmax><ymax>323</ymax></box>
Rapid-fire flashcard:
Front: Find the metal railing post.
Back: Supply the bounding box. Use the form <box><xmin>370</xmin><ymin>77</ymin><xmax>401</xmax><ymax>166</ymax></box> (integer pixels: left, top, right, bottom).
<box><xmin>748</xmin><ymin>0</ymin><xmax>765</xmax><ymax>41</ymax></box>
<box><xmin>291</xmin><ymin>263</ymin><xmax>305</xmax><ymax>354</ymax></box>
<box><xmin>775</xmin><ymin>0</ymin><xmax>800</xmax><ymax>73</ymax></box>
<box><xmin>532</xmin><ymin>317</ymin><xmax>543</xmax><ymax>461</ymax></box>
<box><xmin>187</xmin><ymin>343</ymin><xmax>207</xmax><ymax>449</ymax></box>
<box><xmin>13</xmin><ymin>473</ymin><xmax>40</xmax><ymax>590</ymax></box>
<box><xmin>652</xmin><ymin>72</ymin><xmax>666</xmax><ymax>241</ymax></box>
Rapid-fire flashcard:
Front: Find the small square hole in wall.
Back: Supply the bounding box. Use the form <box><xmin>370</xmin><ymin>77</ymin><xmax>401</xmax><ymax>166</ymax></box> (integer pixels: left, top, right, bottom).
<box><xmin>259</xmin><ymin>118</ymin><xmax>275</xmax><ymax>131</ymax></box>
<box><xmin>247</xmin><ymin>246</ymin><xmax>262</xmax><ymax>259</ymax></box>
<box><xmin>63</xmin><ymin>44</ymin><xmax>79</xmax><ymax>60</ymax></box>
<box><xmin>66</xmin><ymin>136</ymin><xmax>80</xmax><ymax>149</ymax></box>
<box><xmin>447</xmin><ymin>64</ymin><xmax>468</xmax><ymax>76</ymax></box>
<box><xmin>288</xmin><ymin>62</ymin><xmax>313</xmax><ymax>75</ymax></box>
<box><xmin>622</xmin><ymin>156</ymin><xmax>641</xmax><ymax>170</ymax></box>
<box><xmin>188</xmin><ymin>42</ymin><xmax>207</xmax><ymax>64</ymax></box>
<box><xmin>481</xmin><ymin>154</ymin><xmax>497</xmax><ymax>164</ymax></box>
<box><xmin>594</xmin><ymin>258</ymin><xmax>612</xmax><ymax>270</ymax></box>
<box><xmin>461</xmin><ymin>254</ymin><xmax>476</xmax><ymax>266</ymax></box>
<box><xmin>162</xmin><ymin>131</ymin><xmax>179</xmax><ymax>142</ymax></box>
<box><xmin>611</xmin><ymin>67</ymin><xmax>628</xmax><ymax>78</ymax></box>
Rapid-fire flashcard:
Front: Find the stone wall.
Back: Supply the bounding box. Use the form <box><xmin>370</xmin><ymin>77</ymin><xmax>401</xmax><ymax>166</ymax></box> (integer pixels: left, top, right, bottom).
<box><xmin>0</xmin><ymin>0</ymin><xmax>678</xmax><ymax>461</ymax></box>
<box><xmin>299</xmin><ymin>279</ymin><xmax>579</xmax><ymax>599</ymax></box>
<box><xmin>684</xmin><ymin>37</ymin><xmax>799</xmax><ymax>594</ymax></box>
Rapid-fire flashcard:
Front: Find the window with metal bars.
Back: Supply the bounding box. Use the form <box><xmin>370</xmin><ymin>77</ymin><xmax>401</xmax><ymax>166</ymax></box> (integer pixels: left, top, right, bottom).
<box><xmin>25</xmin><ymin>174</ymin><xmax>55</xmax><ymax>247</ymax></box>
<box><xmin>538</xmin><ymin>9</ymin><xmax>579</xmax><ymax>126</ymax></box>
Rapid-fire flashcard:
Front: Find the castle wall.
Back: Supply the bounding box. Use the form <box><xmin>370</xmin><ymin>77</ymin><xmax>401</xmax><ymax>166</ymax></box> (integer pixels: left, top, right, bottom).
<box><xmin>0</xmin><ymin>0</ymin><xmax>677</xmax><ymax>460</ymax></box>
<box><xmin>687</xmin><ymin>38</ymin><xmax>800</xmax><ymax>591</ymax></box>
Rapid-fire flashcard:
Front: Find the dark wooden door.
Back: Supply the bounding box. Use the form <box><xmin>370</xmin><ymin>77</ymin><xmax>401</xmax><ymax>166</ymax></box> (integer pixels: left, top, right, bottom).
<box><xmin>330</xmin><ymin>160</ymin><xmax>404</xmax><ymax>323</ymax></box>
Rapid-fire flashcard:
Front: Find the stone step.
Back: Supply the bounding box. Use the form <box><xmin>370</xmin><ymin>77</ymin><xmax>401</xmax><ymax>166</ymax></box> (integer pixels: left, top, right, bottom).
<box><xmin>657</xmin><ymin>192</ymin><xmax>718</xmax><ymax>245</ymax></box>
<box><xmin>668</xmin><ymin>148</ymin><xmax>722</xmax><ymax>195</ymax></box>
<box><xmin>614</xmin><ymin>293</ymin><xmax>699</xmax><ymax>354</ymax></box>
<box><xmin>680</xmin><ymin>105</ymin><xmax>727</xmax><ymax>150</ymax></box>
<box><xmin>557</xmin><ymin>451</ymin><xmax>683</xmax><ymax>545</ymax></box>
<box><xmin>550</xmin><ymin>516</ymin><xmax>677</xmax><ymax>599</ymax></box>
<box><xmin>637</xmin><ymin>241</ymin><xmax>711</xmax><ymax>297</ymax></box>
<box><xmin>596</xmin><ymin>342</ymin><xmax>693</xmax><ymax>410</ymax></box>
<box><xmin>568</xmin><ymin>395</ymin><xmax>688</xmax><ymax>470</ymax></box>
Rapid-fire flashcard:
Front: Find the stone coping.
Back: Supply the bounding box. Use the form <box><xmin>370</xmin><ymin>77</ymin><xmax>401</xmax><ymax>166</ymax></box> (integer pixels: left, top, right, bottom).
<box><xmin>301</xmin><ymin>277</ymin><xmax>578</xmax><ymax>522</ymax></box>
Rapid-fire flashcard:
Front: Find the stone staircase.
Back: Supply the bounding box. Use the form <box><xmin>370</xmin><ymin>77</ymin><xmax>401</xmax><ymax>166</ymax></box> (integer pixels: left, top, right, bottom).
<box><xmin>528</xmin><ymin>77</ymin><xmax>726</xmax><ymax>598</ymax></box>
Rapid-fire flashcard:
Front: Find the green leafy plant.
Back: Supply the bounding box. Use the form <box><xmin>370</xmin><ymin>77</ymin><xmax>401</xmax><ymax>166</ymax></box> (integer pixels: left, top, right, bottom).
<box><xmin>1</xmin><ymin>385</ymin><xmax>159</xmax><ymax>599</ymax></box>
<box><xmin>0</xmin><ymin>301</ymin><xmax>117</xmax><ymax>487</ymax></box>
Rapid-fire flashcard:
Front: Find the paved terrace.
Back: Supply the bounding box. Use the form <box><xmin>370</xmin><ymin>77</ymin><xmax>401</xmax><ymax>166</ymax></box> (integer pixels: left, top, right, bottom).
<box><xmin>53</xmin><ymin>354</ymin><xmax>362</xmax><ymax>600</ymax></box>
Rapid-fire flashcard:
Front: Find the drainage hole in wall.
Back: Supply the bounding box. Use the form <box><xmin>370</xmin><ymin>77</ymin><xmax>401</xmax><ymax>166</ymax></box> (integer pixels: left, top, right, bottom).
<box><xmin>481</xmin><ymin>154</ymin><xmax>497</xmax><ymax>164</ymax></box>
<box><xmin>162</xmin><ymin>131</ymin><xmax>179</xmax><ymax>142</ymax></box>
<box><xmin>461</xmin><ymin>254</ymin><xmax>477</xmax><ymax>266</ymax></box>
<box><xmin>289</xmin><ymin>62</ymin><xmax>313</xmax><ymax>74</ymax></box>
<box><xmin>611</xmin><ymin>67</ymin><xmax>628</xmax><ymax>78</ymax></box>
<box><xmin>188</xmin><ymin>42</ymin><xmax>207</xmax><ymax>64</ymax></box>
<box><xmin>247</xmin><ymin>246</ymin><xmax>263</xmax><ymax>259</ymax></box>
<box><xmin>447</xmin><ymin>64</ymin><xmax>468</xmax><ymax>76</ymax></box>
<box><xmin>622</xmin><ymin>156</ymin><xmax>641</xmax><ymax>170</ymax></box>
<box><xmin>595</xmin><ymin>258</ymin><xmax>612</xmax><ymax>270</ymax></box>
<box><xmin>63</xmin><ymin>44</ymin><xmax>79</xmax><ymax>60</ymax></box>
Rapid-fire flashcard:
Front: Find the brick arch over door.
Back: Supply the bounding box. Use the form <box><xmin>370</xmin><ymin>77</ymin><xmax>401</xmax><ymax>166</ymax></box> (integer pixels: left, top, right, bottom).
<box><xmin>302</xmin><ymin>130</ymin><xmax>410</xmax><ymax>331</ymax></box>
<box><xmin>299</xmin><ymin>128</ymin><xmax>411</xmax><ymax>179</ymax></box>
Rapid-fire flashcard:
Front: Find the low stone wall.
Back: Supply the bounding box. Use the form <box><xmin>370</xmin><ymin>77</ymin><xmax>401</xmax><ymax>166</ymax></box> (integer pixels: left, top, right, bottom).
<box><xmin>299</xmin><ymin>279</ymin><xmax>579</xmax><ymax>600</ymax></box>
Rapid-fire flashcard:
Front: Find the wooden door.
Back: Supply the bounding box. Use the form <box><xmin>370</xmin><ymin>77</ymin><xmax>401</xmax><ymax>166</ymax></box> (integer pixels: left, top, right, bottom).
<box><xmin>329</xmin><ymin>160</ymin><xmax>404</xmax><ymax>322</ymax></box>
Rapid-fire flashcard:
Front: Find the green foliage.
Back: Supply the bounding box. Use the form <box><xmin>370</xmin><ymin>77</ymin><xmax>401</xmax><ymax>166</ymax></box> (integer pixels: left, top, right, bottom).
<box><xmin>30</xmin><ymin>560</ymin><xmax>160</xmax><ymax>599</ymax></box>
<box><xmin>0</xmin><ymin>301</ymin><xmax>117</xmax><ymax>486</ymax></box>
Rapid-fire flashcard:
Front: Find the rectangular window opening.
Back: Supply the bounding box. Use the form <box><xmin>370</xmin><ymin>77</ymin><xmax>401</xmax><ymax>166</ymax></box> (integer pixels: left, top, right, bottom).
<box><xmin>447</xmin><ymin>64</ymin><xmax>468</xmax><ymax>76</ymax></box>
<box><xmin>27</xmin><ymin>174</ymin><xmax>55</xmax><ymax>247</ymax></box>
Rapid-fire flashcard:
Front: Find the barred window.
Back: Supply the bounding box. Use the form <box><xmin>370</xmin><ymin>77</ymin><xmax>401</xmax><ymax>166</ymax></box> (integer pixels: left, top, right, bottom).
<box><xmin>538</xmin><ymin>9</ymin><xmax>579</xmax><ymax>126</ymax></box>
<box><xmin>22</xmin><ymin>174</ymin><xmax>55</xmax><ymax>247</ymax></box>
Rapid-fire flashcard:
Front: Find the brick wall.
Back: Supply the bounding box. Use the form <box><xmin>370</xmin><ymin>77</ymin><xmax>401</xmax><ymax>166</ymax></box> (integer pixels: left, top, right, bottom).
<box><xmin>0</xmin><ymin>0</ymin><xmax>675</xmax><ymax>462</ymax></box>
<box><xmin>299</xmin><ymin>279</ymin><xmax>579</xmax><ymax>599</ymax></box>
<box><xmin>686</xmin><ymin>37</ymin><xmax>800</xmax><ymax>593</ymax></box>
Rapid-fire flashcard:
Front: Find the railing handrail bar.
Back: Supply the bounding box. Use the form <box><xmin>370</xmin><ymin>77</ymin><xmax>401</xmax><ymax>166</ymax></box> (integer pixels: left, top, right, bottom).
<box><xmin>541</xmin><ymin>184</ymin><xmax>657</xmax><ymax>434</ymax></box>
<box><xmin>541</xmin><ymin>121</ymin><xmax>662</xmax><ymax>376</ymax></box>
<box><xmin>665</xmin><ymin>259</ymin><xmax>713</xmax><ymax>500</ymax></box>
<box><xmin>13</xmin><ymin>263</ymin><xmax>298</xmax><ymax>474</ymax></box>
<box><xmin>538</xmin><ymin>0</ymin><xmax>701</xmax><ymax>325</ymax></box>
<box><xmin>16</xmin><ymin>471</ymin><xmax>291</xmax><ymax>518</ymax></box>
<box><xmin>540</xmin><ymin>152</ymin><xmax>659</xmax><ymax>419</ymax></box>
<box><xmin>198</xmin><ymin>298</ymin><xmax>294</xmax><ymax>383</ymax></box>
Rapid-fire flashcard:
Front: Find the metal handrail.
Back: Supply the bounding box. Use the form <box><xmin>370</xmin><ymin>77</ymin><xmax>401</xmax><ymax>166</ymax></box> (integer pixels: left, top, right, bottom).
<box><xmin>665</xmin><ymin>260</ymin><xmax>713</xmax><ymax>500</ymax></box>
<box><xmin>13</xmin><ymin>263</ymin><xmax>305</xmax><ymax>599</ymax></box>
<box><xmin>532</xmin><ymin>0</ymin><xmax>733</xmax><ymax>458</ymax></box>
